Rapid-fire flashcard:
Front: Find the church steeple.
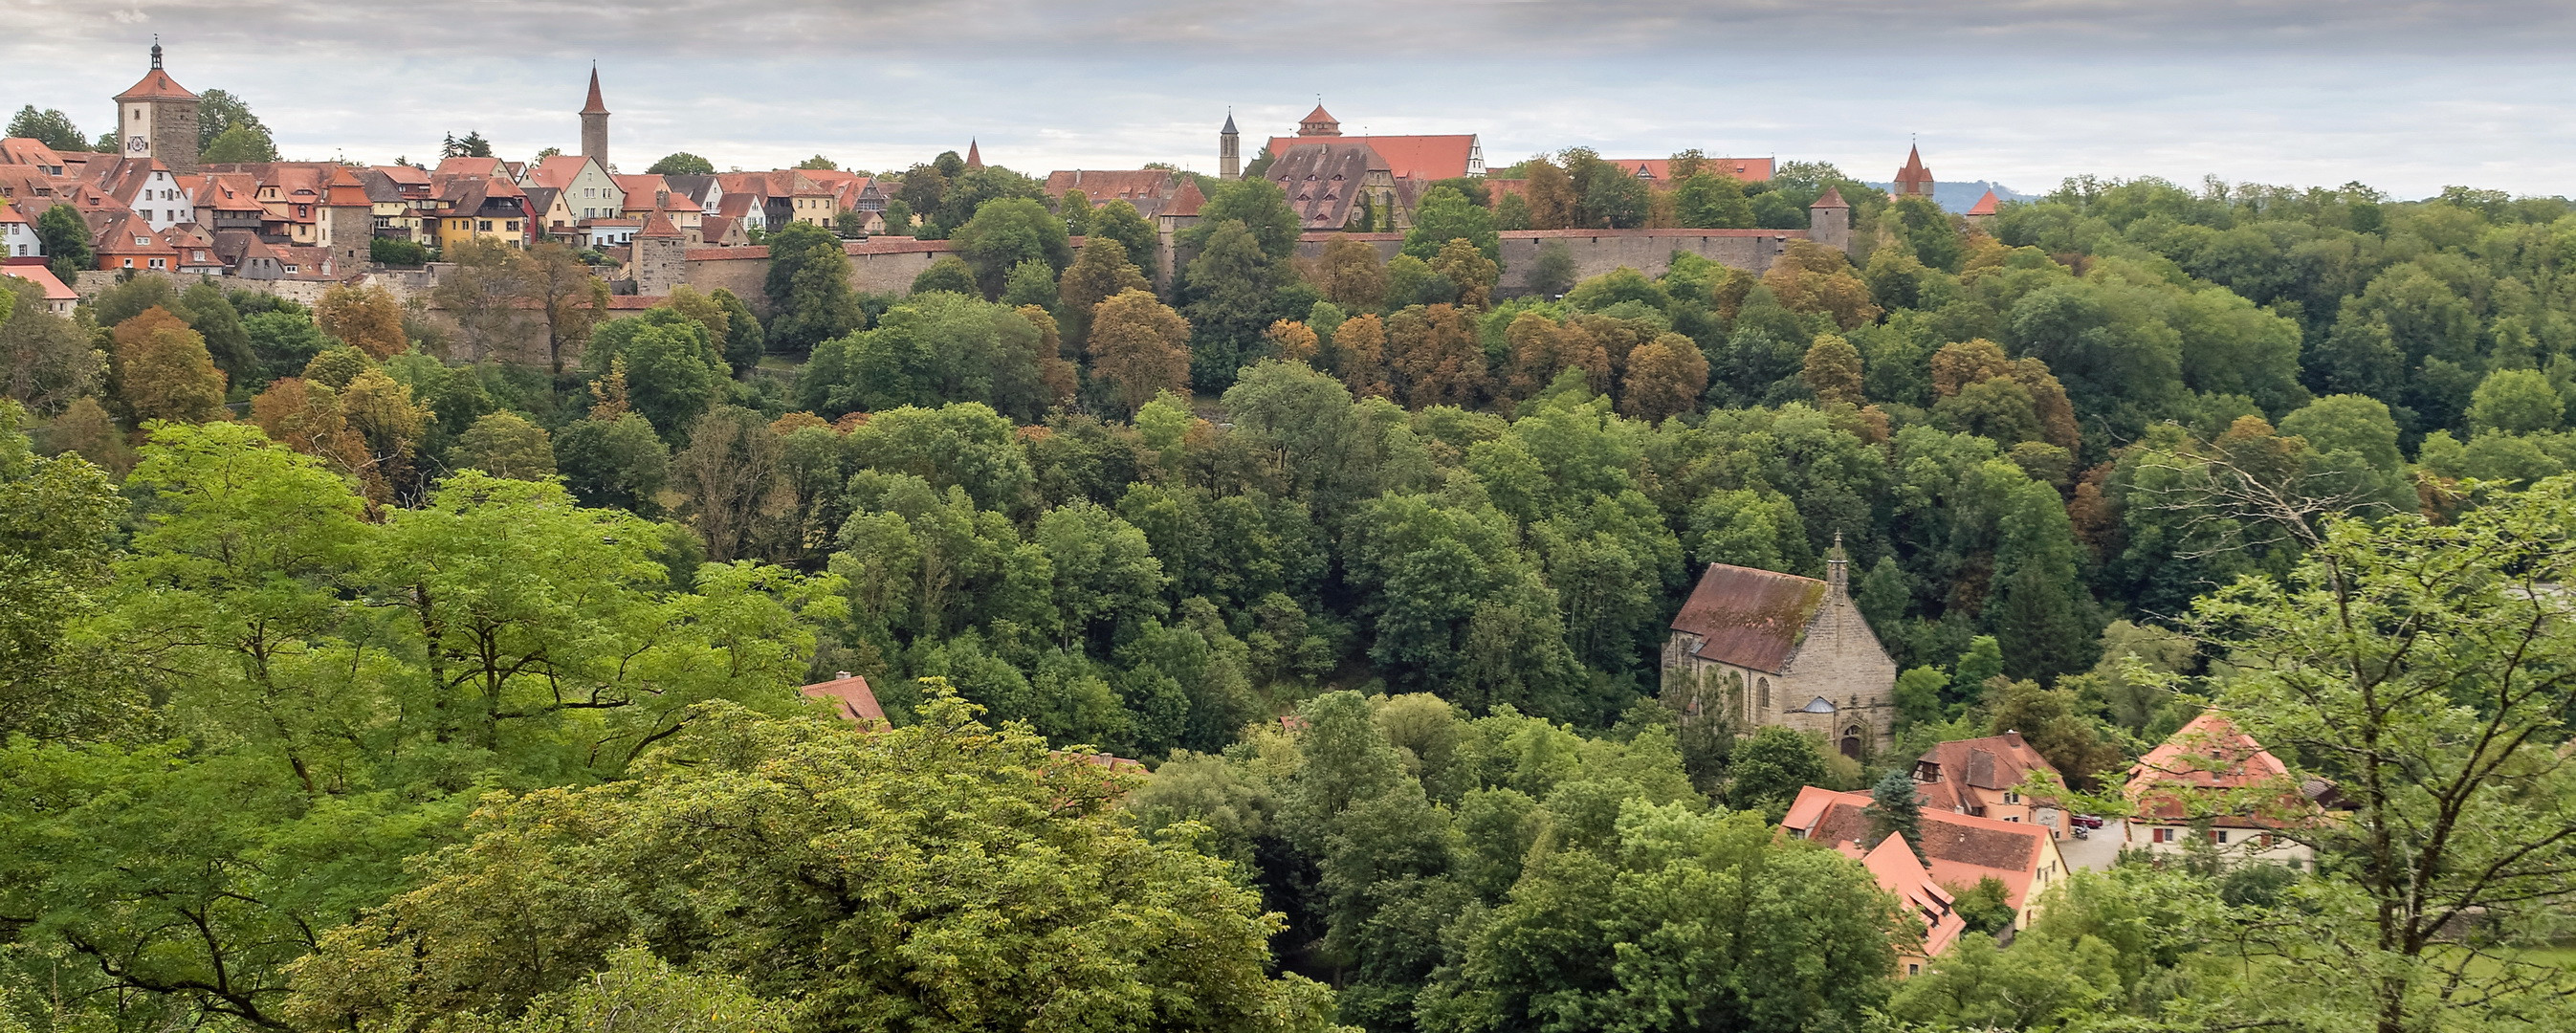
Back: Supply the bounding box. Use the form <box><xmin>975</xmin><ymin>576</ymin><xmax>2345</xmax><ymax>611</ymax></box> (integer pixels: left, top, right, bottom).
<box><xmin>1827</xmin><ymin>532</ymin><xmax>1850</xmax><ymax>598</ymax></box>
<box><xmin>579</xmin><ymin>64</ymin><xmax>610</xmax><ymax>165</ymax></box>
<box><xmin>964</xmin><ymin>139</ymin><xmax>983</xmax><ymax>170</ymax></box>
<box><xmin>1219</xmin><ymin>110</ymin><xmax>1241</xmax><ymax>181</ymax></box>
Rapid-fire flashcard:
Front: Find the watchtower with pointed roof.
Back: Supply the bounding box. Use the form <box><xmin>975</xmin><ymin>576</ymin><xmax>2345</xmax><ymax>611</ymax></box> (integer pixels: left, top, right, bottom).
<box><xmin>1893</xmin><ymin>143</ymin><xmax>1935</xmax><ymax>199</ymax></box>
<box><xmin>1219</xmin><ymin>112</ymin><xmax>1241</xmax><ymax>182</ymax></box>
<box><xmin>115</xmin><ymin>40</ymin><xmax>200</xmax><ymax>174</ymax></box>
<box><xmin>580</xmin><ymin>66</ymin><xmax>610</xmax><ymax>167</ymax></box>
<box><xmin>1808</xmin><ymin>186</ymin><xmax>1852</xmax><ymax>253</ymax></box>
<box><xmin>1662</xmin><ymin>534</ymin><xmax>1898</xmax><ymax>758</ymax></box>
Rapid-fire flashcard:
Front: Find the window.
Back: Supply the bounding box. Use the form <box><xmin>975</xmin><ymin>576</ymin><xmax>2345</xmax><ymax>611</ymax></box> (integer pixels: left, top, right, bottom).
<box><xmin>2005</xmin><ymin>816</ymin><xmax>2020</xmax><ymax>823</ymax></box>
<box><xmin>135</xmin><ymin>236</ymin><xmax>150</xmax><ymax>246</ymax></box>
<box><xmin>1906</xmin><ymin>964</ymin><xmax>1921</xmax><ymax>977</ymax></box>
<box><xmin>2212</xmin><ymin>830</ymin><xmax>2230</xmax><ymax>845</ymax></box>
<box><xmin>122</xmin><ymin>258</ymin><xmax>135</xmax><ymax>268</ymax></box>
<box><xmin>506</xmin><ymin>221</ymin><xmax>519</xmax><ymax>231</ymax></box>
<box><xmin>478</xmin><ymin>220</ymin><xmax>493</xmax><ymax>231</ymax></box>
<box><xmin>2004</xmin><ymin>791</ymin><xmax>2020</xmax><ymax>803</ymax></box>
<box><xmin>2151</xmin><ymin>827</ymin><xmax>2173</xmax><ymax>844</ymax></box>
<box><xmin>147</xmin><ymin>257</ymin><xmax>165</xmax><ymax>269</ymax></box>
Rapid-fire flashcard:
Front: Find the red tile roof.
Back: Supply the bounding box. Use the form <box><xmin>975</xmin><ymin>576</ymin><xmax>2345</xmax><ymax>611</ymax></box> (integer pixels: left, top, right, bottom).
<box><xmin>1811</xmin><ymin>186</ymin><xmax>1850</xmax><ymax>209</ymax></box>
<box><xmin>0</xmin><ymin>263</ymin><xmax>77</xmax><ymax>301</ymax></box>
<box><xmin>116</xmin><ymin>67</ymin><xmax>198</xmax><ymax>102</ymax></box>
<box><xmin>800</xmin><ymin>672</ymin><xmax>886</xmax><ymax>727</ymax></box>
<box><xmin>581</xmin><ymin>67</ymin><xmax>609</xmax><ymax>116</ymax></box>
<box><xmin>0</xmin><ymin>139</ymin><xmax>66</xmax><ymax>169</ymax></box>
<box><xmin>1263</xmin><ymin>133</ymin><xmax>1478</xmax><ymax>182</ymax></box>
<box><xmin>1669</xmin><ymin>563</ymin><xmax>1828</xmax><ymax>673</ymax></box>
<box><xmin>2124</xmin><ymin>712</ymin><xmax>2329</xmax><ymax>827</ymax></box>
<box><xmin>1857</xmin><ymin>832</ymin><xmax>1968</xmax><ymax>960</ymax></box>
<box><xmin>1163</xmin><ymin>177</ymin><xmax>1205</xmax><ymax>217</ymax></box>
<box><xmin>1894</xmin><ymin>145</ymin><xmax>1935</xmax><ymax>195</ymax></box>
<box><xmin>637</xmin><ymin>211</ymin><xmax>682</xmax><ymax>239</ymax></box>
<box><xmin>964</xmin><ymin>141</ymin><xmax>982</xmax><ymax>170</ymax></box>
<box><xmin>1915</xmin><ymin>733</ymin><xmax>2063</xmax><ymax>814</ymax></box>
<box><xmin>1787</xmin><ymin>786</ymin><xmax>2057</xmax><ymax>912</ymax></box>
<box><xmin>1045</xmin><ymin>169</ymin><xmax>1178</xmax><ymax>204</ymax></box>
<box><xmin>522</xmin><ymin>155</ymin><xmax>602</xmax><ymax>190</ymax></box>
<box><xmin>1966</xmin><ymin>189</ymin><xmax>1999</xmax><ymax>216</ymax></box>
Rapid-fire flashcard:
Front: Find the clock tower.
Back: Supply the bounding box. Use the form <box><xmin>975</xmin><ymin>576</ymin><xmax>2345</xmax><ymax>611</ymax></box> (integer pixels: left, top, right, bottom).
<box><xmin>114</xmin><ymin>40</ymin><xmax>201</xmax><ymax>173</ymax></box>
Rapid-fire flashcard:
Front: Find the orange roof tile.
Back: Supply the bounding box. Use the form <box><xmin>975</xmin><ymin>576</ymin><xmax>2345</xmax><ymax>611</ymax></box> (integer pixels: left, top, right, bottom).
<box><xmin>1264</xmin><ymin>133</ymin><xmax>1478</xmax><ymax>182</ymax></box>
<box><xmin>1811</xmin><ymin>186</ymin><xmax>1850</xmax><ymax>209</ymax></box>
<box><xmin>0</xmin><ymin>263</ymin><xmax>77</xmax><ymax>301</ymax></box>
<box><xmin>636</xmin><ymin>210</ymin><xmax>682</xmax><ymax>238</ymax></box>
<box><xmin>1607</xmin><ymin>157</ymin><xmax>1774</xmax><ymax>184</ymax></box>
<box><xmin>801</xmin><ymin>672</ymin><xmax>886</xmax><ymax>727</ymax></box>
<box><xmin>116</xmin><ymin>68</ymin><xmax>198</xmax><ymax>102</ymax></box>
<box><xmin>1966</xmin><ymin>189</ymin><xmax>1999</xmax><ymax>216</ymax></box>
<box><xmin>1163</xmin><ymin>177</ymin><xmax>1205</xmax><ymax>217</ymax></box>
<box><xmin>581</xmin><ymin>67</ymin><xmax>609</xmax><ymax>116</ymax></box>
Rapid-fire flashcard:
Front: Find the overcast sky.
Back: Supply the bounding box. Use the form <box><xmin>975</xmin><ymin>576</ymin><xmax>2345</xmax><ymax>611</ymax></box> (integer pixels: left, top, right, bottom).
<box><xmin>7</xmin><ymin>0</ymin><xmax>2575</xmax><ymax>199</ymax></box>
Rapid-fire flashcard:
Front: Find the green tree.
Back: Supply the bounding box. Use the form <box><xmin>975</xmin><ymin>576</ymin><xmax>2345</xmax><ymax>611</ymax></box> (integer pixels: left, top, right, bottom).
<box><xmin>452</xmin><ymin>411</ymin><xmax>556</xmax><ymax>479</ymax></box>
<box><xmin>762</xmin><ymin>221</ymin><xmax>862</xmax><ymax>353</ymax></box>
<box><xmin>910</xmin><ymin>255</ymin><xmax>980</xmax><ymax>296</ymax></box>
<box><xmin>170</xmin><ymin>280</ymin><xmax>256</xmax><ymax>387</ymax></box>
<box><xmin>2465</xmin><ymin>366</ymin><xmax>2562</xmax><ymax>434</ymax></box>
<box><xmin>1401</xmin><ymin>187</ymin><xmax>1499</xmax><ymax>262</ymax></box>
<box><xmin>1864</xmin><ymin>765</ymin><xmax>1924</xmax><ymax>853</ymax></box>
<box><xmin>0</xmin><ymin>276</ymin><xmax>104</xmax><ymax>414</ymax></box>
<box><xmin>585</xmin><ymin>310</ymin><xmax>723</xmax><ymax>436</ymax></box>
<box><xmin>7</xmin><ymin>105</ymin><xmax>86</xmax><ymax>151</ymax></box>
<box><xmin>36</xmin><ymin>204</ymin><xmax>92</xmax><ymax>283</ymax></box>
<box><xmin>553</xmin><ymin>412</ymin><xmax>671</xmax><ymax>512</ymax></box>
<box><xmin>1724</xmin><ymin>725</ymin><xmax>1828</xmax><ymax>819</ymax></box>
<box><xmin>1673</xmin><ymin>172</ymin><xmax>1755</xmax><ymax>229</ymax></box>
<box><xmin>1088</xmin><ymin>199</ymin><xmax>1160</xmax><ymax>282</ymax></box>
<box><xmin>2177</xmin><ymin>474</ymin><xmax>2576</xmax><ymax>1033</ymax></box>
<box><xmin>952</xmin><ymin>197</ymin><xmax>1072</xmax><ymax>297</ymax></box>
<box><xmin>1184</xmin><ymin>178</ymin><xmax>1301</xmax><ymax>260</ymax></box>
<box><xmin>199</xmin><ymin>122</ymin><xmax>277</xmax><ymax>164</ymax></box>
<box><xmin>999</xmin><ymin>256</ymin><xmax>1058</xmax><ymax>307</ymax></box>
<box><xmin>711</xmin><ymin>287</ymin><xmax>765</xmax><ymax>376</ymax></box>
<box><xmin>1426</xmin><ymin>803</ymin><xmax>1895</xmax><ymax>1033</ymax></box>
<box><xmin>0</xmin><ymin>399</ymin><xmax>128</xmax><ymax>742</ymax></box>
<box><xmin>280</xmin><ymin>692</ymin><xmax>1339</xmax><ymax>1033</ymax></box>
<box><xmin>646</xmin><ymin>152</ymin><xmax>716</xmax><ymax>175</ymax></box>
<box><xmin>1056</xmin><ymin>236</ymin><xmax>1152</xmax><ymax>351</ymax></box>
<box><xmin>194</xmin><ymin>88</ymin><xmax>268</xmax><ymax>152</ymax></box>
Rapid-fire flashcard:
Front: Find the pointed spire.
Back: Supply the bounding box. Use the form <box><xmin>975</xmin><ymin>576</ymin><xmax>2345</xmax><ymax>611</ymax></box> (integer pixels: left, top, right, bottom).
<box><xmin>581</xmin><ymin>64</ymin><xmax>608</xmax><ymax>115</ymax></box>
<box><xmin>964</xmin><ymin>139</ymin><xmax>983</xmax><ymax>170</ymax></box>
<box><xmin>1222</xmin><ymin>109</ymin><xmax>1238</xmax><ymax>135</ymax></box>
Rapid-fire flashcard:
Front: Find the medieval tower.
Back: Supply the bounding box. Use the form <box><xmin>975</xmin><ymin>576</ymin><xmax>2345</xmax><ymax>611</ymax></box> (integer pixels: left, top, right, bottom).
<box><xmin>115</xmin><ymin>40</ymin><xmax>200</xmax><ymax>173</ymax></box>
<box><xmin>1219</xmin><ymin>112</ymin><xmax>1241</xmax><ymax>181</ymax></box>
<box><xmin>580</xmin><ymin>66</ymin><xmax>610</xmax><ymax>166</ymax></box>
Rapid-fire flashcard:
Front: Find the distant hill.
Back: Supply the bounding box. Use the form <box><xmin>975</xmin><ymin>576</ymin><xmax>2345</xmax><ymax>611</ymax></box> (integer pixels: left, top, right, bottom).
<box><xmin>1860</xmin><ymin>180</ymin><xmax>2036</xmax><ymax>214</ymax></box>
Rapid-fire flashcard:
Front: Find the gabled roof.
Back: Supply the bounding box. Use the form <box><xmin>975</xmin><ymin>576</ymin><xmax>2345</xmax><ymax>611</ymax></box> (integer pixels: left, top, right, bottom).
<box><xmin>1669</xmin><ymin>563</ymin><xmax>1829</xmax><ymax>673</ymax></box>
<box><xmin>1786</xmin><ymin>787</ymin><xmax>2057</xmax><ymax>912</ymax></box>
<box><xmin>522</xmin><ymin>154</ymin><xmax>605</xmax><ymax>190</ymax></box>
<box><xmin>1858</xmin><ymin>832</ymin><xmax>1967</xmax><ymax>959</ymax></box>
<box><xmin>1916</xmin><ymin>733</ymin><xmax>2062</xmax><ymax>813</ymax></box>
<box><xmin>0</xmin><ymin>139</ymin><xmax>65</xmax><ymax>169</ymax></box>
<box><xmin>1264</xmin><ymin>132</ymin><xmax>1477</xmax><ymax>182</ymax></box>
<box><xmin>0</xmin><ymin>204</ymin><xmax>23</xmax><ymax>226</ymax></box>
<box><xmin>2124</xmin><ymin>712</ymin><xmax>2329</xmax><ymax>825</ymax></box>
<box><xmin>636</xmin><ymin>210</ymin><xmax>683</xmax><ymax>239</ymax></box>
<box><xmin>435</xmin><ymin>156</ymin><xmax>506</xmax><ymax>179</ymax></box>
<box><xmin>0</xmin><ymin>263</ymin><xmax>77</xmax><ymax>301</ymax></box>
<box><xmin>372</xmin><ymin>164</ymin><xmax>431</xmax><ymax>189</ymax></box>
<box><xmin>581</xmin><ymin>67</ymin><xmax>609</xmax><ymax>115</ymax></box>
<box><xmin>1966</xmin><ymin>189</ymin><xmax>1999</xmax><ymax>216</ymax></box>
<box><xmin>662</xmin><ymin>174</ymin><xmax>718</xmax><ymax>204</ymax></box>
<box><xmin>1894</xmin><ymin>145</ymin><xmax>1935</xmax><ymax>191</ymax></box>
<box><xmin>613</xmin><ymin>174</ymin><xmax>670</xmax><ymax>202</ymax></box>
<box><xmin>801</xmin><ymin>672</ymin><xmax>886</xmax><ymax>727</ymax></box>
<box><xmin>1163</xmin><ymin>176</ymin><xmax>1205</xmax><ymax>218</ymax></box>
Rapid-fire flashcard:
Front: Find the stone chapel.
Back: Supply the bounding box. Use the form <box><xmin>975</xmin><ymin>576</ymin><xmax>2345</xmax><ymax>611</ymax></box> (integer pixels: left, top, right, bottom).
<box><xmin>1661</xmin><ymin>537</ymin><xmax>1898</xmax><ymax>758</ymax></box>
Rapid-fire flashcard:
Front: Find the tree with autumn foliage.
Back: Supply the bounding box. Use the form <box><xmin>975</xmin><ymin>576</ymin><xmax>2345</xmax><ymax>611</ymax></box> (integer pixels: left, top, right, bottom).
<box><xmin>1504</xmin><ymin>311</ymin><xmax>1608</xmax><ymax>399</ymax></box>
<box><xmin>1089</xmin><ymin>289</ymin><xmax>1192</xmax><ymax>416</ymax></box>
<box><xmin>113</xmin><ymin>307</ymin><xmax>228</xmax><ymax>424</ymax></box>
<box><xmin>315</xmin><ymin>283</ymin><xmax>408</xmax><ymax>360</ymax></box>
<box><xmin>1304</xmin><ymin>235</ymin><xmax>1388</xmax><ymax>311</ymax></box>
<box><xmin>1055</xmin><ymin>235</ymin><xmax>1151</xmax><ymax>352</ymax></box>
<box><xmin>1618</xmin><ymin>331</ymin><xmax>1708</xmax><ymax>422</ymax></box>
<box><xmin>1386</xmin><ymin>303</ymin><xmax>1485</xmax><ymax>408</ymax></box>
<box><xmin>1331</xmin><ymin>312</ymin><xmax>1394</xmax><ymax>400</ymax></box>
<box><xmin>1802</xmin><ymin>333</ymin><xmax>1865</xmax><ymax>406</ymax></box>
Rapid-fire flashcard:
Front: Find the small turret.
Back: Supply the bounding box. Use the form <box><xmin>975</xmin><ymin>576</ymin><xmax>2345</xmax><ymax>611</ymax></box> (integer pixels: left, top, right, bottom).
<box><xmin>1219</xmin><ymin>110</ymin><xmax>1241</xmax><ymax>181</ymax></box>
<box><xmin>580</xmin><ymin>64</ymin><xmax>610</xmax><ymax>165</ymax></box>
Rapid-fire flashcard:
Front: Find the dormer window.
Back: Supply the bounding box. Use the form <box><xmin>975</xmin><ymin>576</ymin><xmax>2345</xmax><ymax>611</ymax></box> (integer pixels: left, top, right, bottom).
<box><xmin>134</xmin><ymin>235</ymin><xmax>149</xmax><ymax>245</ymax></box>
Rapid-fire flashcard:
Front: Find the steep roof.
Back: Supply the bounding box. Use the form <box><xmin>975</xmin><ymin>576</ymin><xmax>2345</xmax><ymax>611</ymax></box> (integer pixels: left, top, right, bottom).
<box><xmin>581</xmin><ymin>67</ymin><xmax>608</xmax><ymax>115</ymax></box>
<box><xmin>1264</xmin><ymin>132</ymin><xmax>1477</xmax><ymax>182</ymax></box>
<box><xmin>1045</xmin><ymin>168</ymin><xmax>1178</xmax><ymax>204</ymax></box>
<box><xmin>1915</xmin><ymin>733</ymin><xmax>2063</xmax><ymax>813</ymax></box>
<box><xmin>1858</xmin><ymin>832</ymin><xmax>1968</xmax><ymax>959</ymax></box>
<box><xmin>1966</xmin><ymin>189</ymin><xmax>1999</xmax><ymax>216</ymax></box>
<box><xmin>522</xmin><ymin>154</ymin><xmax>603</xmax><ymax>190</ymax></box>
<box><xmin>435</xmin><ymin>156</ymin><xmax>506</xmax><ymax>179</ymax></box>
<box><xmin>1787</xmin><ymin>787</ymin><xmax>2057</xmax><ymax>912</ymax></box>
<box><xmin>1266</xmin><ymin>142</ymin><xmax>1388</xmax><ymax>230</ymax></box>
<box><xmin>0</xmin><ymin>139</ymin><xmax>66</xmax><ymax>169</ymax></box>
<box><xmin>1894</xmin><ymin>145</ymin><xmax>1935</xmax><ymax>192</ymax></box>
<box><xmin>1222</xmin><ymin>111</ymin><xmax>1239</xmax><ymax>134</ymax></box>
<box><xmin>1810</xmin><ymin>186</ymin><xmax>1849</xmax><ymax>209</ymax></box>
<box><xmin>2124</xmin><ymin>712</ymin><xmax>2329</xmax><ymax>826</ymax></box>
<box><xmin>636</xmin><ymin>210</ymin><xmax>683</xmax><ymax>239</ymax></box>
<box><xmin>116</xmin><ymin>66</ymin><xmax>198</xmax><ymax>102</ymax></box>
<box><xmin>1163</xmin><ymin>176</ymin><xmax>1205</xmax><ymax>217</ymax></box>
<box><xmin>801</xmin><ymin>672</ymin><xmax>886</xmax><ymax>727</ymax></box>
<box><xmin>964</xmin><ymin>140</ymin><xmax>983</xmax><ymax>170</ymax></box>
<box><xmin>1670</xmin><ymin>563</ymin><xmax>1829</xmax><ymax>673</ymax></box>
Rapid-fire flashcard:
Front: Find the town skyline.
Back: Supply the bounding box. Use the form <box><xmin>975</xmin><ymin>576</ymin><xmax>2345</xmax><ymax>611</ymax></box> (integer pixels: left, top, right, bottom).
<box><xmin>7</xmin><ymin>0</ymin><xmax>2576</xmax><ymax>199</ymax></box>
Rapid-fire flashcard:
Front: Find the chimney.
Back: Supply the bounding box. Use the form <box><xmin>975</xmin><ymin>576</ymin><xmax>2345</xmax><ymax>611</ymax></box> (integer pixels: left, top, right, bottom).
<box><xmin>2002</xmin><ymin>730</ymin><xmax>2025</xmax><ymax>748</ymax></box>
<box><xmin>835</xmin><ymin>671</ymin><xmax>852</xmax><ymax>680</ymax></box>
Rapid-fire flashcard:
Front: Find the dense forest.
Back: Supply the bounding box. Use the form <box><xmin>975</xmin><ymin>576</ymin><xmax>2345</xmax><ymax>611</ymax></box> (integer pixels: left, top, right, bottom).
<box><xmin>3</xmin><ymin>154</ymin><xmax>2574</xmax><ymax>1033</ymax></box>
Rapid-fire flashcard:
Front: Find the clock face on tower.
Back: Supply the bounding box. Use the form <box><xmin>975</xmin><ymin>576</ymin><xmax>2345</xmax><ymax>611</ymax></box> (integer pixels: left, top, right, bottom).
<box><xmin>126</xmin><ymin>135</ymin><xmax>149</xmax><ymax>155</ymax></box>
